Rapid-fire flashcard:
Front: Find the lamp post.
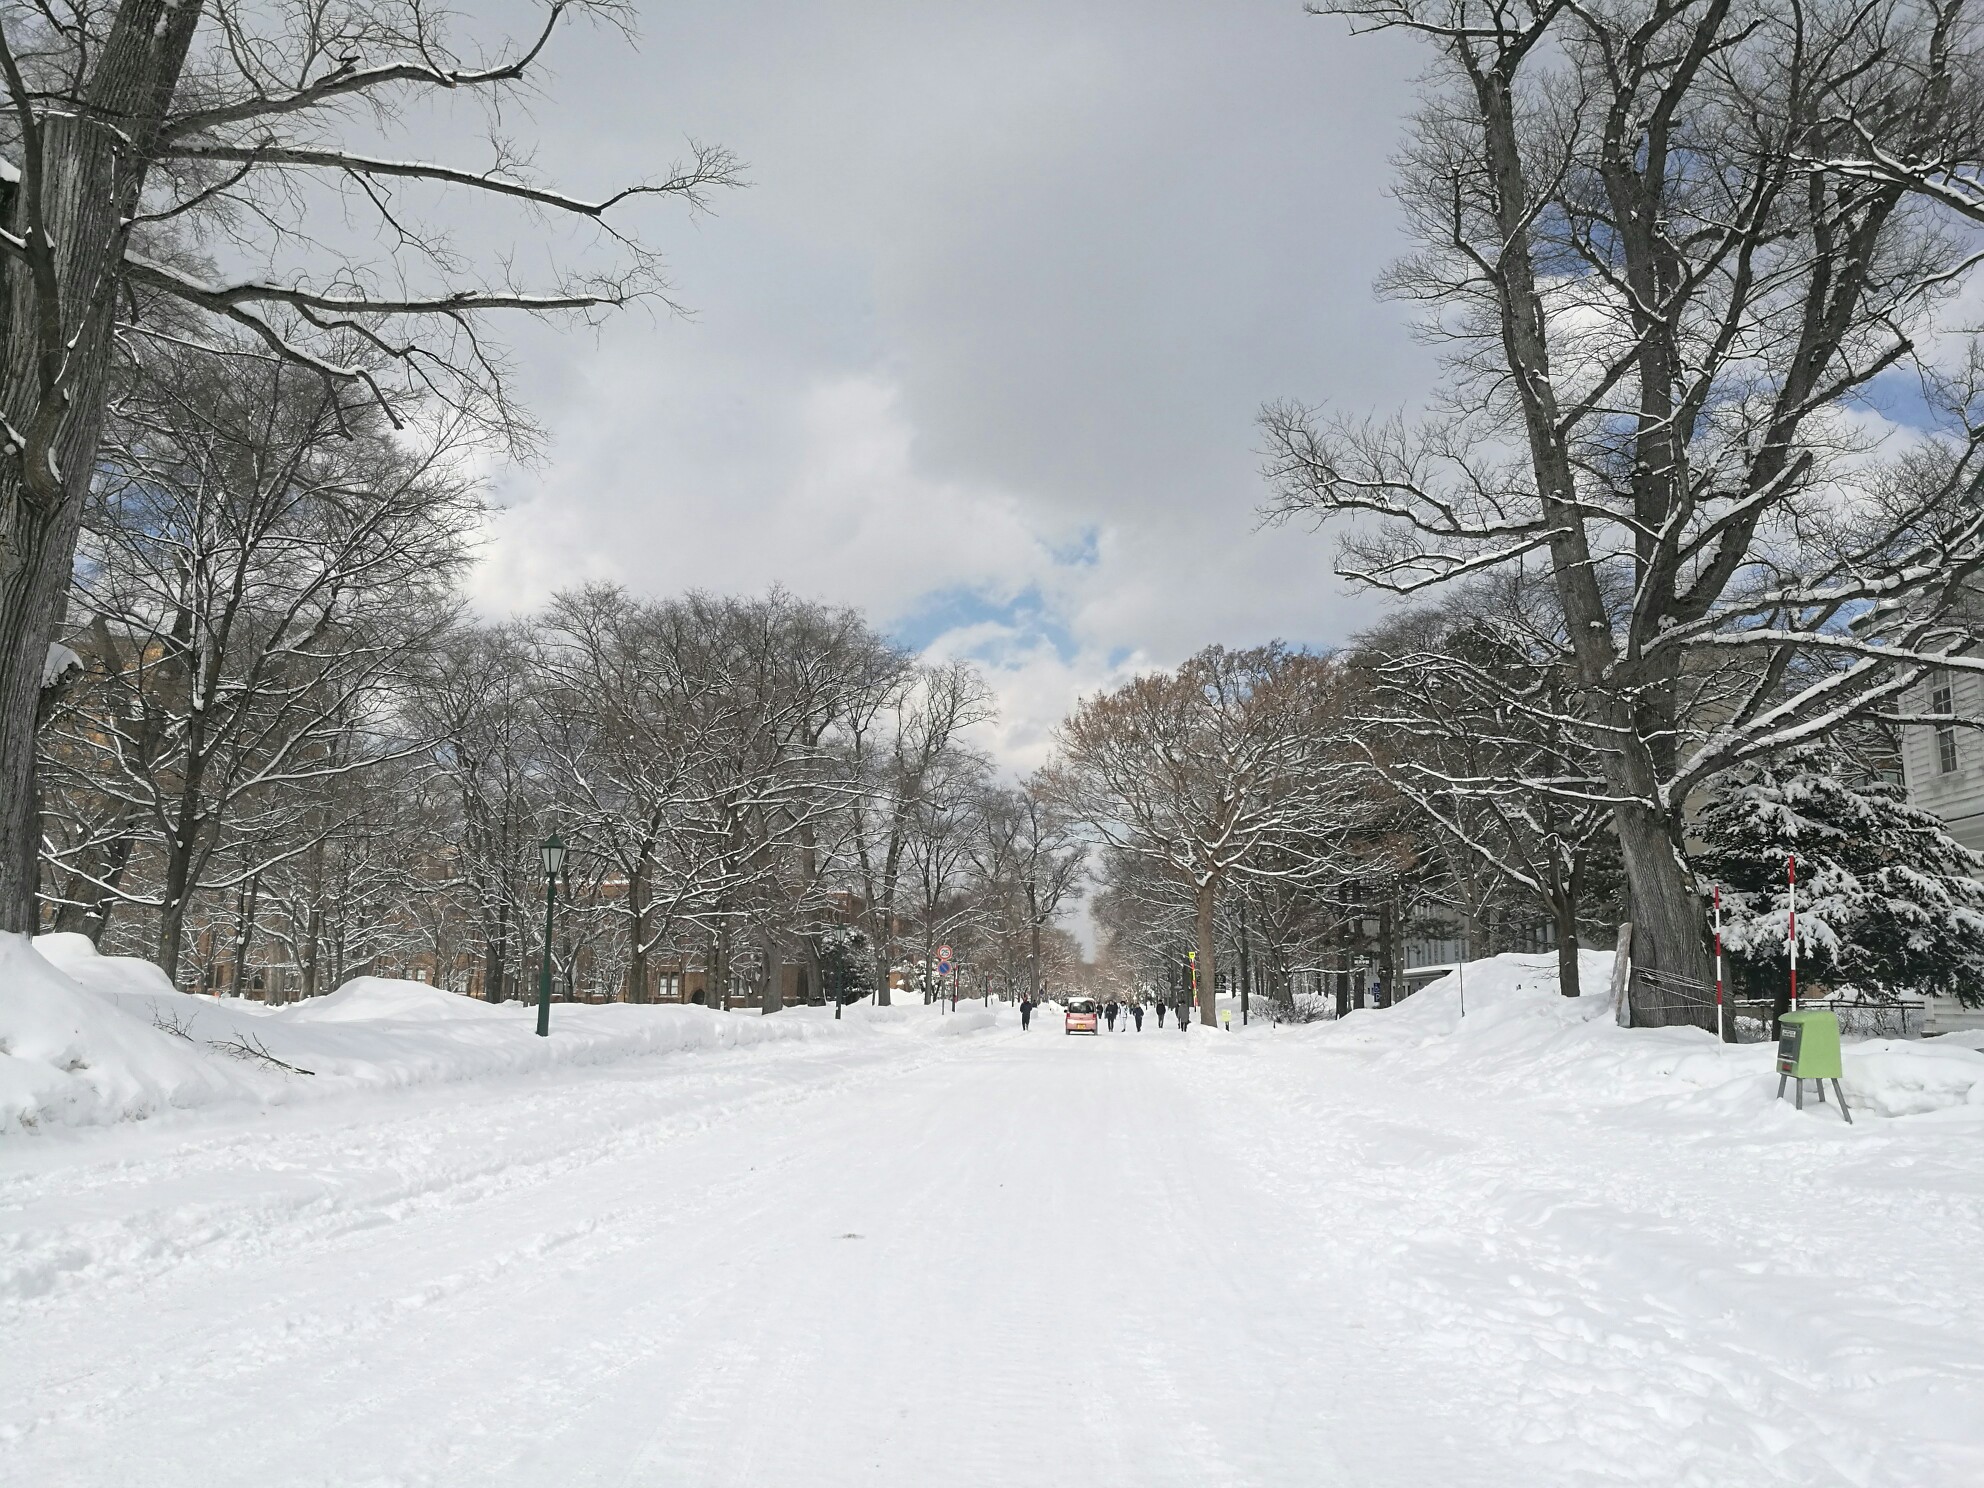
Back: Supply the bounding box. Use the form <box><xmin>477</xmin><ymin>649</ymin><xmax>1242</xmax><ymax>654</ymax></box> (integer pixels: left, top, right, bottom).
<box><xmin>535</xmin><ymin>834</ymin><xmax>566</xmax><ymax>1038</ymax></box>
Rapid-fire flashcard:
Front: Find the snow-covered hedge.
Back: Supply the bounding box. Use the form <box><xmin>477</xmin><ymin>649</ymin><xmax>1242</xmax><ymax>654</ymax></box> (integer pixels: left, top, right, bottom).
<box><xmin>2</xmin><ymin>934</ymin><xmax>984</xmax><ymax>1135</ymax></box>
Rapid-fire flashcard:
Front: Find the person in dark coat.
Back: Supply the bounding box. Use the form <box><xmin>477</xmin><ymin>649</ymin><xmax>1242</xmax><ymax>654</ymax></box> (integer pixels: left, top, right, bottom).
<box><xmin>1020</xmin><ymin>996</ymin><xmax>1034</xmax><ymax>1031</ymax></box>
<box><xmin>1131</xmin><ymin>1002</ymin><xmax>1144</xmax><ymax>1031</ymax></box>
<box><xmin>1104</xmin><ymin>1000</ymin><xmax>1119</xmax><ymax>1031</ymax></box>
<box><xmin>1155</xmin><ymin>1001</ymin><xmax>1166</xmax><ymax>1028</ymax></box>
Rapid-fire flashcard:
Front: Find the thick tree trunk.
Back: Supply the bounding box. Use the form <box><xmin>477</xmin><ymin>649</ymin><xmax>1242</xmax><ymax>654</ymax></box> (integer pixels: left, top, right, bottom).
<box><xmin>232</xmin><ymin>873</ymin><xmax>259</xmax><ymax>998</ymax></box>
<box><xmin>301</xmin><ymin>903</ymin><xmax>322</xmax><ymax>999</ymax></box>
<box><xmin>1553</xmin><ymin>895</ymin><xmax>1581</xmax><ymax>999</ymax></box>
<box><xmin>626</xmin><ymin>860</ymin><xmax>648</xmax><ymax>1003</ymax></box>
<box><xmin>1194</xmin><ymin>878</ymin><xmax>1217</xmax><ymax>1026</ymax></box>
<box><xmin>155</xmin><ymin>826</ymin><xmax>197</xmax><ymax>984</ymax></box>
<box><xmin>483</xmin><ymin>900</ymin><xmax>508</xmax><ymax>1002</ymax></box>
<box><xmin>1376</xmin><ymin>897</ymin><xmax>1396</xmax><ymax>1009</ymax></box>
<box><xmin>761</xmin><ymin>926</ymin><xmax>783</xmax><ymax>1014</ymax></box>
<box><xmin>1612</xmin><ymin>798</ymin><xmax>1714</xmax><ymax>1028</ymax></box>
<box><xmin>0</xmin><ymin>492</ymin><xmax>93</xmax><ymax>932</ymax></box>
<box><xmin>0</xmin><ymin>0</ymin><xmax>207</xmax><ymax>933</ymax></box>
<box><xmin>1237</xmin><ymin>895</ymin><xmax>1252</xmax><ymax>1027</ymax></box>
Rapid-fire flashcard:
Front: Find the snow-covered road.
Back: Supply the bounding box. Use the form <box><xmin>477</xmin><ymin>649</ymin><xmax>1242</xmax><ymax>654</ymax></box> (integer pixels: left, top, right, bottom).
<box><xmin>6</xmin><ymin>1009</ymin><xmax>1982</xmax><ymax>1487</ymax></box>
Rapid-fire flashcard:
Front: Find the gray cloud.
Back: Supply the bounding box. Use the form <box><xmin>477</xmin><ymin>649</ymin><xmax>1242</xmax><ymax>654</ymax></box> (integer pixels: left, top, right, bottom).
<box><xmin>462</xmin><ymin>0</ymin><xmax>1435</xmax><ymax>759</ymax></box>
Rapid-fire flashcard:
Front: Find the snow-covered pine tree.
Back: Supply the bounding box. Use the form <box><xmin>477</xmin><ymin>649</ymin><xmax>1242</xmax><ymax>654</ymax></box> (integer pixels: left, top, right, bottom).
<box><xmin>818</xmin><ymin>926</ymin><xmax>875</xmax><ymax>1005</ymax></box>
<box><xmin>1695</xmin><ymin>743</ymin><xmax>1984</xmax><ymax>1006</ymax></box>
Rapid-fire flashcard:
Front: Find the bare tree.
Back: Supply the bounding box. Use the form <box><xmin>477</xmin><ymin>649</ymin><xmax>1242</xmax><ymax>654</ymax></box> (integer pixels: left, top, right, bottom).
<box><xmin>532</xmin><ymin>586</ymin><xmax>730</xmax><ymax>1004</ymax></box>
<box><xmin>1265</xmin><ymin>0</ymin><xmax>1984</xmax><ymax>993</ymax></box>
<box><xmin>1351</xmin><ymin>583</ymin><xmax>1623</xmax><ymax>1001</ymax></box>
<box><xmin>410</xmin><ymin>623</ymin><xmax>544</xmax><ymax>1001</ymax></box>
<box><xmin>0</xmin><ymin>0</ymin><xmax>740</xmax><ymax>933</ymax></box>
<box><xmin>970</xmin><ymin>771</ymin><xmax>1087</xmax><ymax>1003</ymax></box>
<box><xmin>1051</xmin><ymin>644</ymin><xmax>1356</xmax><ymax>1025</ymax></box>
<box><xmin>902</xmin><ymin>745</ymin><xmax>991</xmax><ymax>1002</ymax></box>
<box><xmin>847</xmin><ymin>659</ymin><xmax>992</xmax><ymax>1006</ymax></box>
<box><xmin>41</xmin><ymin>340</ymin><xmax>472</xmax><ymax>979</ymax></box>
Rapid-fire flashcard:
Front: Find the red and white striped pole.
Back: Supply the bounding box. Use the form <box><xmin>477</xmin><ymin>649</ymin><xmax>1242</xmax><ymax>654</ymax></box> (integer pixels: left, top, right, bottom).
<box><xmin>1787</xmin><ymin>855</ymin><xmax>1798</xmax><ymax>1012</ymax></box>
<box><xmin>1714</xmin><ymin>885</ymin><xmax>1725</xmax><ymax>1043</ymax></box>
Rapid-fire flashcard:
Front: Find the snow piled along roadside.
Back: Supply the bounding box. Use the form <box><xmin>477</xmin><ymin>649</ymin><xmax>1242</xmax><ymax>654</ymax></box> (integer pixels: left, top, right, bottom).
<box><xmin>1</xmin><ymin>933</ymin><xmax>981</xmax><ymax>1135</ymax></box>
<box><xmin>1302</xmin><ymin>950</ymin><xmax>1984</xmax><ymax>1121</ymax></box>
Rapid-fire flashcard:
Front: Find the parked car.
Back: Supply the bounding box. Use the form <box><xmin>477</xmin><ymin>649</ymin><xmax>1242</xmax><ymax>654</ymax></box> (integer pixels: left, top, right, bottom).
<box><xmin>1064</xmin><ymin>996</ymin><xmax>1100</xmax><ymax>1035</ymax></box>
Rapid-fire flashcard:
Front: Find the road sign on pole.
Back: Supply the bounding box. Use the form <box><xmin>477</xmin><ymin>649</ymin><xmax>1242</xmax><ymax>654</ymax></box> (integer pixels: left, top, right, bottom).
<box><xmin>937</xmin><ymin>945</ymin><xmax>952</xmax><ymax>961</ymax></box>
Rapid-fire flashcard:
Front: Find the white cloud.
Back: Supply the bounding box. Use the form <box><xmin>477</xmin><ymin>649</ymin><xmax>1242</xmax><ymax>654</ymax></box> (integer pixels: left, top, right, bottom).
<box><xmin>456</xmin><ymin>0</ymin><xmax>1427</xmax><ymax>786</ymax></box>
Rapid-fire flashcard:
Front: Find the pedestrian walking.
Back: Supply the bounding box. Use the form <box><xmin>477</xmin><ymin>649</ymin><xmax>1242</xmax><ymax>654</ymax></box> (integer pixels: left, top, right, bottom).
<box><xmin>1131</xmin><ymin>1003</ymin><xmax>1144</xmax><ymax>1032</ymax></box>
<box><xmin>1155</xmin><ymin>1001</ymin><xmax>1166</xmax><ymax>1028</ymax></box>
<box><xmin>1020</xmin><ymin>996</ymin><xmax>1034</xmax><ymax>1031</ymax></box>
<box><xmin>1105</xmin><ymin>1000</ymin><xmax>1119</xmax><ymax>1032</ymax></box>
<box><xmin>1177</xmin><ymin>998</ymin><xmax>1191</xmax><ymax>1031</ymax></box>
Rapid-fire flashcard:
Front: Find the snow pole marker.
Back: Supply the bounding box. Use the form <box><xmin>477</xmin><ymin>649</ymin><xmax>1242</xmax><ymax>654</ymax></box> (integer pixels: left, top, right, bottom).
<box><xmin>1714</xmin><ymin>886</ymin><xmax>1724</xmax><ymax>1043</ymax></box>
<box><xmin>1787</xmin><ymin>855</ymin><xmax>1798</xmax><ymax>1013</ymax></box>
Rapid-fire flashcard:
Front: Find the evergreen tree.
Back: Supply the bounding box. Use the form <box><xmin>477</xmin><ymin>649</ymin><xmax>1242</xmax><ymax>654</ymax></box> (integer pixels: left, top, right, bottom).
<box><xmin>819</xmin><ymin>927</ymin><xmax>875</xmax><ymax>1005</ymax></box>
<box><xmin>1696</xmin><ymin>744</ymin><xmax>1984</xmax><ymax>1005</ymax></box>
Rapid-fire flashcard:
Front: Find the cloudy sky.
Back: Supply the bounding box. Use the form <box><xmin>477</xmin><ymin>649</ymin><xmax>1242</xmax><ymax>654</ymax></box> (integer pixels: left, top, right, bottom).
<box><xmin>462</xmin><ymin>1</ymin><xmax>1435</xmax><ymax>769</ymax></box>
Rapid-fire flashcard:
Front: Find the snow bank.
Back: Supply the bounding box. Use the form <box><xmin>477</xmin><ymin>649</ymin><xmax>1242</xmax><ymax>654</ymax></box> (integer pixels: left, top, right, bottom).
<box><xmin>280</xmin><ymin>975</ymin><xmax>498</xmax><ymax>1024</ymax></box>
<box><xmin>2</xmin><ymin>937</ymin><xmax>984</xmax><ymax>1136</ymax></box>
<box><xmin>0</xmin><ymin>935</ymin><xmax>251</xmax><ymax>1133</ymax></box>
<box><xmin>1310</xmin><ymin>950</ymin><xmax>1984</xmax><ymax>1122</ymax></box>
<box><xmin>929</xmin><ymin>1007</ymin><xmax>997</xmax><ymax>1036</ymax></box>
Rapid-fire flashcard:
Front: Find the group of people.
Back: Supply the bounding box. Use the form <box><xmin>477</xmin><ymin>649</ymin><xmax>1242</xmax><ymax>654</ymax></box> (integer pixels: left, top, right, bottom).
<box><xmin>1101</xmin><ymin>998</ymin><xmax>1146</xmax><ymax>1031</ymax></box>
<box><xmin>1016</xmin><ymin>994</ymin><xmax>1193</xmax><ymax>1031</ymax></box>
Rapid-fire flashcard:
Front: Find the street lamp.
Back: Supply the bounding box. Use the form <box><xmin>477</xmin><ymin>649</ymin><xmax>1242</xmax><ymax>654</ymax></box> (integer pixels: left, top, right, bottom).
<box><xmin>535</xmin><ymin>834</ymin><xmax>566</xmax><ymax>1038</ymax></box>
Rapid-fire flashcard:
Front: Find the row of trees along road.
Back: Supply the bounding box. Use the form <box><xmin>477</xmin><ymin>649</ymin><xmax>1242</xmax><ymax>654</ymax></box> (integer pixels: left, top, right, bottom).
<box><xmin>45</xmin><ymin>561</ymin><xmax>1093</xmax><ymax>1006</ymax></box>
<box><xmin>0</xmin><ymin>0</ymin><xmax>741</xmax><ymax>936</ymax></box>
<box><xmin>1064</xmin><ymin>615</ymin><xmax>1981</xmax><ymax>1028</ymax></box>
<box><xmin>1051</xmin><ymin>645</ymin><xmax>1367</xmax><ymax>1025</ymax></box>
<box><xmin>1263</xmin><ymin>0</ymin><xmax>1984</xmax><ymax>1019</ymax></box>
<box><xmin>1060</xmin><ymin>637</ymin><xmax>1609</xmax><ymax>1023</ymax></box>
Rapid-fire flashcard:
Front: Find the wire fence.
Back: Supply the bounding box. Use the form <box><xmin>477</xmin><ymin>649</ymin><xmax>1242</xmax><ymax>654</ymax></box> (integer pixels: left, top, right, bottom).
<box><xmin>1625</xmin><ymin>968</ymin><xmax>1730</xmax><ymax>1033</ymax></box>
<box><xmin>1627</xmin><ymin>967</ymin><xmax>1926</xmax><ymax>1041</ymax></box>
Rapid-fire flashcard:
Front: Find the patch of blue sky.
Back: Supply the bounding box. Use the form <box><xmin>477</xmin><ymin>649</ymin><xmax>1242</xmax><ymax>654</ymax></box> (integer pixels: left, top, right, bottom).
<box><xmin>1048</xmin><ymin>527</ymin><xmax>1101</xmax><ymax>569</ymax></box>
<box><xmin>890</xmin><ymin>583</ymin><xmax>1077</xmax><ymax>662</ymax></box>
<box><xmin>1856</xmin><ymin>368</ymin><xmax>1943</xmax><ymax>433</ymax></box>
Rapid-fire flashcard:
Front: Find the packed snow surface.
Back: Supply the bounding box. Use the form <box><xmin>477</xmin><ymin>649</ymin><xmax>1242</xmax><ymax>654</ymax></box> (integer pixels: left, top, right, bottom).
<box><xmin>5</xmin><ymin>946</ymin><xmax>1983</xmax><ymax>1485</ymax></box>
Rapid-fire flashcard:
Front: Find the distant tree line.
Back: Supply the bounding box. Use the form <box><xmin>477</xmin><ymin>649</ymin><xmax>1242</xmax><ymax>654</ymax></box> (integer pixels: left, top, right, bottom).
<box><xmin>42</xmin><ymin>519</ymin><xmax>1088</xmax><ymax>1007</ymax></box>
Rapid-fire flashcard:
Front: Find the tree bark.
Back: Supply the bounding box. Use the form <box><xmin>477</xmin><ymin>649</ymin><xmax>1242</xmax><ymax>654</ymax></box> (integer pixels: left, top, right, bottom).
<box><xmin>0</xmin><ymin>0</ymin><xmax>208</xmax><ymax>932</ymax></box>
<box><xmin>1613</xmin><ymin>800</ymin><xmax>1713</xmax><ymax>1028</ymax></box>
<box><xmin>626</xmin><ymin>857</ymin><xmax>648</xmax><ymax>1003</ymax></box>
<box><xmin>232</xmin><ymin>873</ymin><xmax>259</xmax><ymax>999</ymax></box>
<box><xmin>1237</xmin><ymin>893</ymin><xmax>1252</xmax><ymax>1027</ymax></box>
<box><xmin>1194</xmin><ymin>878</ymin><xmax>1217</xmax><ymax>1025</ymax></box>
<box><xmin>1553</xmin><ymin>895</ymin><xmax>1581</xmax><ymax>1000</ymax></box>
<box><xmin>483</xmin><ymin>902</ymin><xmax>508</xmax><ymax>1002</ymax></box>
<box><xmin>761</xmin><ymin>925</ymin><xmax>783</xmax><ymax>1014</ymax></box>
<box><xmin>1377</xmin><ymin>896</ymin><xmax>1397</xmax><ymax>1010</ymax></box>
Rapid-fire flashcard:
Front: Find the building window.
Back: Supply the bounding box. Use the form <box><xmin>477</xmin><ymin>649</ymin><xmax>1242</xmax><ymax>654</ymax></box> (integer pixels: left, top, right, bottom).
<box><xmin>1932</xmin><ymin>672</ymin><xmax>1959</xmax><ymax>775</ymax></box>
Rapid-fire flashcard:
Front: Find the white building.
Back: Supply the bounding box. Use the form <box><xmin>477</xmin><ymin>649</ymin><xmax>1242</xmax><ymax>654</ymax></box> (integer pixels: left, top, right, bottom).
<box><xmin>1898</xmin><ymin>664</ymin><xmax>1984</xmax><ymax>858</ymax></box>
